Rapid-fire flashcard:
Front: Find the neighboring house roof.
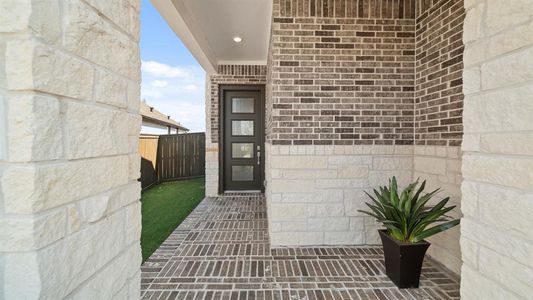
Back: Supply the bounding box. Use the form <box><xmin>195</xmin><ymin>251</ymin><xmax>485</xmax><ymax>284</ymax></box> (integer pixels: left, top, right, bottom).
<box><xmin>140</xmin><ymin>101</ymin><xmax>189</xmax><ymax>132</ymax></box>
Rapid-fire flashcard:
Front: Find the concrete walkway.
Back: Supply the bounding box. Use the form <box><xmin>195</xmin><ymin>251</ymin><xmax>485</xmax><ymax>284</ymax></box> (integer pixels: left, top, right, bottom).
<box><xmin>141</xmin><ymin>194</ymin><xmax>459</xmax><ymax>300</ymax></box>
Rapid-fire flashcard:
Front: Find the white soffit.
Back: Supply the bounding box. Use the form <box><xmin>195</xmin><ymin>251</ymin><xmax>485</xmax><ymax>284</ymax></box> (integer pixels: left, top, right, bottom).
<box><xmin>152</xmin><ymin>0</ymin><xmax>272</xmax><ymax>72</ymax></box>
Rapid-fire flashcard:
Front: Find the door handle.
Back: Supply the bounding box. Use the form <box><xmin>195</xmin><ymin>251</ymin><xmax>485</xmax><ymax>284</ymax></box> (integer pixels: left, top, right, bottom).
<box><xmin>257</xmin><ymin>150</ymin><xmax>260</xmax><ymax>165</ymax></box>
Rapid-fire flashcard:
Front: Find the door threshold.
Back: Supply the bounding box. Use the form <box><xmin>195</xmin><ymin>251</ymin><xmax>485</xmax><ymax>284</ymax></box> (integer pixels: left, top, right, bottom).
<box><xmin>224</xmin><ymin>190</ymin><xmax>262</xmax><ymax>193</ymax></box>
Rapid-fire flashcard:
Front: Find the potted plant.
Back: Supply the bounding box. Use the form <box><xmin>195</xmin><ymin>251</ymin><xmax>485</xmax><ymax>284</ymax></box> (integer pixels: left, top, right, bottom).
<box><xmin>358</xmin><ymin>177</ymin><xmax>460</xmax><ymax>288</ymax></box>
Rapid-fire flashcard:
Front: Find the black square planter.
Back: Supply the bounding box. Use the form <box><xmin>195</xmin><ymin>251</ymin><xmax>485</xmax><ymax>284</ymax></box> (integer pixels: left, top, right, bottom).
<box><xmin>378</xmin><ymin>230</ymin><xmax>430</xmax><ymax>288</ymax></box>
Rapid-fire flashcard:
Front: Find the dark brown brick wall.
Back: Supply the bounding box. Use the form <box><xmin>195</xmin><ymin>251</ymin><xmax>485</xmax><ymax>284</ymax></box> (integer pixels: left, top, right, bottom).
<box><xmin>267</xmin><ymin>0</ymin><xmax>416</xmax><ymax>145</ymax></box>
<box><xmin>275</xmin><ymin>0</ymin><xmax>416</xmax><ymax>19</ymax></box>
<box><xmin>415</xmin><ymin>0</ymin><xmax>465</xmax><ymax>146</ymax></box>
<box><xmin>209</xmin><ymin>65</ymin><xmax>267</xmax><ymax>143</ymax></box>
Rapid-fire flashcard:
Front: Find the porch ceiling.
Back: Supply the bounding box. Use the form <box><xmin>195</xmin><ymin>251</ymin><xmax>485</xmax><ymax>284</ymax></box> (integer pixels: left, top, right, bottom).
<box><xmin>151</xmin><ymin>0</ymin><xmax>272</xmax><ymax>73</ymax></box>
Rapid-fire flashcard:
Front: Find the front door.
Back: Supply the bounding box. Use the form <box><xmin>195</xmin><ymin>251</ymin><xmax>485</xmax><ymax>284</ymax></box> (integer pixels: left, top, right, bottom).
<box><xmin>222</xmin><ymin>88</ymin><xmax>264</xmax><ymax>191</ymax></box>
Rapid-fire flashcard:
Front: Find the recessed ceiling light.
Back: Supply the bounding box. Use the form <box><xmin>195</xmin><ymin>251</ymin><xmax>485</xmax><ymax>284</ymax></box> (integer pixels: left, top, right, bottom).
<box><xmin>233</xmin><ymin>36</ymin><xmax>243</xmax><ymax>43</ymax></box>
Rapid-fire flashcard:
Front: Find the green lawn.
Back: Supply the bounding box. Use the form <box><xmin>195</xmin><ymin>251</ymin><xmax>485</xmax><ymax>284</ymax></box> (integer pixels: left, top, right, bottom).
<box><xmin>141</xmin><ymin>177</ymin><xmax>205</xmax><ymax>261</ymax></box>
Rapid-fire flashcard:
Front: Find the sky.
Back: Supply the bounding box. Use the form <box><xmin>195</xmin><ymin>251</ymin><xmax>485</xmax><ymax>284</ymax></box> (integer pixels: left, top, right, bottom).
<box><xmin>140</xmin><ymin>0</ymin><xmax>206</xmax><ymax>132</ymax></box>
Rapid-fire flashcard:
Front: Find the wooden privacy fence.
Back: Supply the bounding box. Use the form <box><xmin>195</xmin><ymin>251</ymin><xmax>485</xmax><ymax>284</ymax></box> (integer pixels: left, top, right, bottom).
<box><xmin>157</xmin><ymin>133</ymin><xmax>205</xmax><ymax>181</ymax></box>
<box><xmin>138</xmin><ymin>133</ymin><xmax>205</xmax><ymax>189</ymax></box>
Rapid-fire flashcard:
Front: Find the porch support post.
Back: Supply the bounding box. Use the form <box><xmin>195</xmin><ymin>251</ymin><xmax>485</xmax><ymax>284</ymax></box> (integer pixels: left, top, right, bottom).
<box><xmin>461</xmin><ymin>0</ymin><xmax>533</xmax><ymax>298</ymax></box>
<box><xmin>0</xmin><ymin>0</ymin><xmax>143</xmax><ymax>298</ymax></box>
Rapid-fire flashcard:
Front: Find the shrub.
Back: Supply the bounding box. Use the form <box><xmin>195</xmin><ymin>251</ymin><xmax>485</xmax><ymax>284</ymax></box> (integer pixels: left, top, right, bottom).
<box><xmin>358</xmin><ymin>177</ymin><xmax>460</xmax><ymax>243</ymax></box>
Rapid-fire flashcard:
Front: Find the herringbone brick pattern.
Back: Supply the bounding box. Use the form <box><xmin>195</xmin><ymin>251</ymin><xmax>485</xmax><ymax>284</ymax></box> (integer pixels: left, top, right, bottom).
<box><xmin>141</xmin><ymin>194</ymin><xmax>460</xmax><ymax>299</ymax></box>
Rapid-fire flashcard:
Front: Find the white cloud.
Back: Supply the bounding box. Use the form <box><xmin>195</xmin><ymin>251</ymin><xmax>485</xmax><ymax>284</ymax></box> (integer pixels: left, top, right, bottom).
<box><xmin>141</xmin><ymin>60</ymin><xmax>206</xmax><ymax>132</ymax></box>
<box><xmin>141</xmin><ymin>60</ymin><xmax>189</xmax><ymax>78</ymax></box>
<box><xmin>150</xmin><ymin>80</ymin><xmax>168</xmax><ymax>87</ymax></box>
<box><xmin>183</xmin><ymin>84</ymin><xmax>199</xmax><ymax>91</ymax></box>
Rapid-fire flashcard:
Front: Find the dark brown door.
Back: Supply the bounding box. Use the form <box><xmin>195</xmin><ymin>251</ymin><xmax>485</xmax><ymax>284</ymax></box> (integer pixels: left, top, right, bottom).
<box><xmin>223</xmin><ymin>89</ymin><xmax>264</xmax><ymax>191</ymax></box>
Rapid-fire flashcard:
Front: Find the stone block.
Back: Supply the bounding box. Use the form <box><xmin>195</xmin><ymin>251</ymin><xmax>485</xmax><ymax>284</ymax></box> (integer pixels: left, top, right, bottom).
<box><xmin>64</xmin><ymin>243</ymin><xmax>140</xmax><ymax>299</ymax></box>
<box><xmin>372</xmin><ymin>156</ymin><xmax>412</xmax><ymax>170</ymax></box>
<box><xmin>0</xmin><ymin>0</ymin><xmax>31</xmax><ymax>32</ymax></box>
<box><xmin>480</xmin><ymin>132</ymin><xmax>533</xmax><ymax>156</ymax></box>
<box><xmin>94</xmin><ymin>69</ymin><xmax>128</xmax><ymax>108</ymax></box>
<box><xmin>281</xmin><ymin>221</ymin><xmax>306</xmax><ymax>232</ymax></box>
<box><xmin>0</xmin><ymin>0</ymin><xmax>61</xmax><ymax>43</ymax></box>
<box><xmin>315</xmin><ymin>179</ymin><xmax>366</xmax><ymax>189</ymax></box>
<box><xmin>127</xmin><ymin>81</ymin><xmax>141</xmax><ymax>111</ymax></box>
<box><xmin>324</xmin><ymin>231</ymin><xmax>364</xmax><ymax>245</ymax></box>
<box><xmin>270</xmin><ymin>203</ymin><xmax>307</xmax><ymax>221</ymax></box>
<box><xmin>307</xmin><ymin>203</ymin><xmax>344</xmax><ymax>217</ymax></box>
<box><xmin>463</xmin><ymin>2</ymin><xmax>485</xmax><ymax>44</ymax></box>
<box><xmin>461</xmin><ymin>218</ymin><xmax>533</xmax><ymax>269</ymax></box>
<box><xmin>0</xmin><ymin>210</ymin><xmax>66</xmax><ymax>251</ymax></box>
<box><xmin>338</xmin><ymin>165</ymin><xmax>368</xmax><ymax>178</ymax></box>
<box><xmin>6</xmin><ymin>93</ymin><xmax>62</xmax><ymax>162</ymax></box>
<box><xmin>478</xmin><ymin>247</ymin><xmax>533</xmax><ymax>298</ymax></box>
<box><xmin>6</xmin><ymin>39</ymin><xmax>94</xmax><ymax>100</ymax></box>
<box><xmin>3</xmin><ymin>209</ymin><xmax>128</xmax><ymax>299</ymax></box>
<box><xmin>279</xmin><ymin>169</ymin><xmax>337</xmax><ymax>179</ymax></box>
<box><xmin>307</xmin><ymin>217</ymin><xmax>349</xmax><ymax>231</ymax></box>
<box><xmin>460</xmin><ymin>236</ymin><xmax>479</xmax><ymax>269</ymax></box>
<box><xmin>2</xmin><ymin>156</ymin><xmax>130</xmax><ymax>213</ymax></box>
<box><xmin>270</xmin><ymin>155</ymin><xmax>327</xmax><ymax>169</ymax></box>
<box><xmin>368</xmin><ymin>170</ymin><xmax>412</xmax><ymax>187</ymax></box>
<box><xmin>270</xmin><ymin>179</ymin><xmax>315</xmax><ymax>193</ymax></box>
<box><xmin>482</xmin><ymin>48</ymin><xmax>533</xmax><ymax>90</ymax></box>
<box><xmin>414</xmin><ymin>156</ymin><xmax>446</xmax><ymax>175</ymax></box>
<box><xmin>486</xmin><ymin>0</ymin><xmax>533</xmax><ymax>35</ymax></box>
<box><xmin>478</xmin><ymin>183</ymin><xmax>533</xmax><ymax>241</ymax></box>
<box><xmin>463</xmin><ymin>66</ymin><xmax>481</xmax><ymax>95</ymax></box>
<box><xmin>461</xmin><ymin>265</ymin><xmax>521</xmax><ymax>300</ymax></box>
<box><xmin>64</xmin><ymin>101</ymin><xmax>131</xmax><ymax>159</ymax></box>
<box><xmin>462</xmin><ymin>154</ymin><xmax>533</xmax><ymax>190</ymax></box>
<box><xmin>63</xmin><ymin>0</ymin><xmax>139</xmax><ymax>80</ymax></box>
<box><xmin>343</xmin><ymin>190</ymin><xmax>368</xmax><ymax>217</ymax></box>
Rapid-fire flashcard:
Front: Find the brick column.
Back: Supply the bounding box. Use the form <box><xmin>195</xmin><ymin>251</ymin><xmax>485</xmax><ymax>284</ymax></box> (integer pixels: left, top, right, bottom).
<box><xmin>0</xmin><ymin>0</ymin><xmax>142</xmax><ymax>298</ymax></box>
<box><xmin>461</xmin><ymin>0</ymin><xmax>533</xmax><ymax>298</ymax></box>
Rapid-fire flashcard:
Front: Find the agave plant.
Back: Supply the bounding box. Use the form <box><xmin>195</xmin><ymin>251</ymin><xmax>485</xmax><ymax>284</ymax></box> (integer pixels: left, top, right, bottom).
<box><xmin>359</xmin><ymin>177</ymin><xmax>460</xmax><ymax>243</ymax></box>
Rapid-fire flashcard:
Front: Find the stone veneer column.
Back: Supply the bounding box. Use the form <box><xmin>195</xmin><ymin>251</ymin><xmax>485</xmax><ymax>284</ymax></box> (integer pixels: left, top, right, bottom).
<box><xmin>461</xmin><ymin>0</ymin><xmax>533</xmax><ymax>298</ymax></box>
<box><xmin>0</xmin><ymin>0</ymin><xmax>142</xmax><ymax>298</ymax></box>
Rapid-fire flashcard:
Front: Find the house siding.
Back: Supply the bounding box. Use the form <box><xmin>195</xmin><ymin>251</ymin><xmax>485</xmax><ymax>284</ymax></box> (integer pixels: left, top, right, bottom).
<box><xmin>268</xmin><ymin>14</ymin><xmax>416</xmax><ymax>146</ymax></box>
<box><xmin>264</xmin><ymin>0</ymin><xmax>465</xmax><ymax>276</ymax></box>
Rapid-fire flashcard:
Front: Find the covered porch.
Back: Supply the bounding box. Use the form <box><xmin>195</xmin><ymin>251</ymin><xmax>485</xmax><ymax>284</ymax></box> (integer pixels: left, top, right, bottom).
<box><xmin>141</xmin><ymin>194</ymin><xmax>459</xmax><ymax>299</ymax></box>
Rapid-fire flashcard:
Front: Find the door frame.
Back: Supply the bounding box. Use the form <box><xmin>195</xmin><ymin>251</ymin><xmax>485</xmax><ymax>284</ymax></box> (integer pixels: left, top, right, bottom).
<box><xmin>218</xmin><ymin>84</ymin><xmax>266</xmax><ymax>194</ymax></box>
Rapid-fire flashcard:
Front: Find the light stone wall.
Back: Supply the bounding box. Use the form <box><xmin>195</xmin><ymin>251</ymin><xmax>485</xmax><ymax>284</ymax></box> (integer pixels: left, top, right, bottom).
<box><xmin>205</xmin><ymin>73</ymin><xmax>219</xmax><ymax>197</ymax></box>
<box><xmin>0</xmin><ymin>0</ymin><xmax>142</xmax><ymax>299</ymax></box>
<box><xmin>461</xmin><ymin>0</ymin><xmax>533</xmax><ymax>298</ymax></box>
<box><xmin>413</xmin><ymin>146</ymin><xmax>462</xmax><ymax>275</ymax></box>
<box><xmin>266</xmin><ymin>144</ymin><xmax>413</xmax><ymax>246</ymax></box>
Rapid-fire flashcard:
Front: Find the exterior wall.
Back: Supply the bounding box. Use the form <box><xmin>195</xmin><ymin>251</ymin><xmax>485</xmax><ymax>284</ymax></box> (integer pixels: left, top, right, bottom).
<box><xmin>0</xmin><ymin>0</ymin><xmax>142</xmax><ymax>299</ymax></box>
<box><xmin>413</xmin><ymin>145</ymin><xmax>462</xmax><ymax>274</ymax></box>
<box><xmin>269</xmin><ymin>1</ymin><xmax>416</xmax><ymax>146</ymax></box>
<box><xmin>413</xmin><ymin>0</ymin><xmax>465</xmax><ymax>274</ymax></box>
<box><xmin>205</xmin><ymin>65</ymin><xmax>267</xmax><ymax>196</ymax></box>
<box><xmin>263</xmin><ymin>0</ymin><xmax>467</xmax><ymax>276</ymax></box>
<box><xmin>266</xmin><ymin>145</ymin><xmax>412</xmax><ymax>246</ymax></box>
<box><xmin>461</xmin><ymin>0</ymin><xmax>533</xmax><ymax>298</ymax></box>
<box><xmin>266</xmin><ymin>0</ymin><xmax>417</xmax><ymax>247</ymax></box>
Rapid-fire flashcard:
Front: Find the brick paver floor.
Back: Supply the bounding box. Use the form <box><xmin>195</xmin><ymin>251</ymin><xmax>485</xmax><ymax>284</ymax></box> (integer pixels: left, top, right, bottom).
<box><xmin>141</xmin><ymin>193</ymin><xmax>460</xmax><ymax>300</ymax></box>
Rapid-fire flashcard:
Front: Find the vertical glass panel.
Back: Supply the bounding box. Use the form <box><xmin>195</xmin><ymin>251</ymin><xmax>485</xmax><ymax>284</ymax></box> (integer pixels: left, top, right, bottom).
<box><xmin>232</xmin><ymin>143</ymin><xmax>254</xmax><ymax>158</ymax></box>
<box><xmin>232</xmin><ymin>166</ymin><xmax>254</xmax><ymax>181</ymax></box>
<box><xmin>232</xmin><ymin>98</ymin><xmax>254</xmax><ymax>113</ymax></box>
<box><xmin>232</xmin><ymin>120</ymin><xmax>254</xmax><ymax>136</ymax></box>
